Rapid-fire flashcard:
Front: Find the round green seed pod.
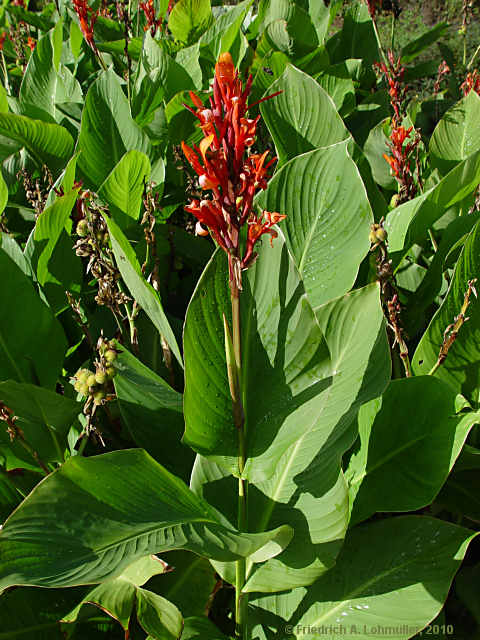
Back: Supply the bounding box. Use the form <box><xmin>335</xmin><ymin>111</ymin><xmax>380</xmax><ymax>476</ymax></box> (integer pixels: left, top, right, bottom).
<box><xmin>74</xmin><ymin>380</ymin><xmax>82</xmax><ymax>392</ymax></box>
<box><xmin>376</xmin><ymin>227</ymin><xmax>388</xmax><ymax>243</ymax></box>
<box><xmin>95</xmin><ymin>371</ymin><xmax>106</xmax><ymax>385</ymax></box>
<box><xmin>105</xmin><ymin>349</ymin><xmax>117</xmax><ymax>363</ymax></box>
<box><xmin>86</xmin><ymin>374</ymin><xmax>97</xmax><ymax>387</ymax></box>
<box><xmin>369</xmin><ymin>230</ymin><xmax>377</xmax><ymax>244</ymax></box>
<box><xmin>106</xmin><ymin>366</ymin><xmax>116</xmax><ymax>379</ymax></box>
<box><xmin>77</xmin><ymin>369</ymin><xmax>90</xmax><ymax>384</ymax></box>
<box><xmin>93</xmin><ymin>390</ymin><xmax>105</xmax><ymax>405</ymax></box>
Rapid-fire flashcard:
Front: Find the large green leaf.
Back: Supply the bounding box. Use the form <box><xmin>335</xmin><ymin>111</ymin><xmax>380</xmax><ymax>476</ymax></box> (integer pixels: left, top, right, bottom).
<box><xmin>435</xmin><ymin>469</ymin><xmax>480</xmax><ymax>523</ymax></box>
<box><xmin>260</xmin><ymin>65</ymin><xmax>349</xmax><ymax>166</ymax></box>
<box><xmin>168</xmin><ymin>0</ymin><xmax>213</xmax><ymax>44</ymax></box>
<box><xmin>183</xmin><ymin>235</ymin><xmax>331</xmax><ymax>482</ymax></box>
<box><xmin>191</xmin><ymin>284</ymin><xmax>390</xmax><ymax>592</ymax></box>
<box><xmin>413</xmin><ymin>220</ymin><xmax>480</xmax><ymax>401</ymax></box>
<box><xmin>104</xmin><ymin>215</ymin><xmax>182</xmax><ymax>367</ymax></box>
<box><xmin>0</xmin><ymin>112</ymin><xmax>74</xmax><ymax>171</ymax></box>
<box><xmin>0</xmin><ymin>449</ymin><xmax>292</xmax><ymax>591</ymax></box>
<box><xmin>257</xmin><ymin>142</ymin><xmax>372</xmax><ymax>308</ymax></box>
<box><xmin>113</xmin><ymin>345</ymin><xmax>193</xmax><ymax>480</ymax></box>
<box><xmin>401</xmin><ymin>22</ymin><xmax>449</xmax><ymax>63</ymax></box>
<box><xmin>250</xmin><ymin>516</ymin><xmax>477</xmax><ymax>639</ymax></box>
<box><xmin>19</xmin><ymin>22</ymin><xmax>62</xmax><ymax>121</ymax></box>
<box><xmin>98</xmin><ymin>151</ymin><xmax>151</xmax><ymax>230</ymax></box>
<box><xmin>63</xmin><ymin>555</ymin><xmax>182</xmax><ymax>640</ymax></box>
<box><xmin>78</xmin><ymin>69</ymin><xmax>152</xmax><ymax>188</ymax></box>
<box><xmin>0</xmin><ymin>381</ymin><xmax>79</xmax><ymax>468</ymax></box>
<box><xmin>0</xmin><ymin>243</ymin><xmax>66</xmax><ymax>388</ymax></box>
<box><xmin>133</xmin><ymin>33</ymin><xmax>196</xmax><ymax>126</ymax></box>
<box><xmin>199</xmin><ymin>0</ymin><xmax>252</xmax><ymax>60</ymax></box>
<box><xmin>182</xmin><ymin>617</ymin><xmax>229</xmax><ymax>639</ymax></box>
<box><xmin>429</xmin><ymin>91</ymin><xmax>480</xmax><ymax>175</ymax></box>
<box><xmin>384</xmin><ymin>148</ymin><xmax>480</xmax><ymax>266</ymax></box>
<box><xmin>346</xmin><ymin>376</ymin><xmax>480</xmax><ymax>526</ymax></box>
<box><xmin>32</xmin><ymin>188</ymin><xmax>80</xmax><ymax>291</ymax></box>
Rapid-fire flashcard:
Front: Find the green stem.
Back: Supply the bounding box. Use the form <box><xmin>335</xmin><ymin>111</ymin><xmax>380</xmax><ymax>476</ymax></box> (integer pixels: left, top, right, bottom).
<box><xmin>229</xmin><ymin>265</ymin><xmax>249</xmax><ymax>640</ymax></box>
<box><xmin>390</xmin><ymin>11</ymin><xmax>395</xmax><ymax>51</ymax></box>
<box><xmin>372</xmin><ymin>16</ymin><xmax>388</xmax><ymax>66</ymax></box>
<box><xmin>468</xmin><ymin>43</ymin><xmax>480</xmax><ymax>69</ymax></box>
<box><xmin>429</xmin><ymin>360</ymin><xmax>441</xmax><ymax>376</ymax></box>
<box><xmin>1</xmin><ymin>52</ymin><xmax>11</xmax><ymax>95</ymax></box>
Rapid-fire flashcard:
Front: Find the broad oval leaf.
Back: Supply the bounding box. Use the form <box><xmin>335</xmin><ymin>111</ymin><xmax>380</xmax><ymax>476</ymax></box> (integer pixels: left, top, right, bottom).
<box><xmin>78</xmin><ymin>69</ymin><xmax>152</xmax><ymax>188</ymax></box>
<box><xmin>260</xmin><ymin>65</ymin><xmax>349</xmax><ymax>166</ymax></box>
<box><xmin>430</xmin><ymin>91</ymin><xmax>480</xmax><ymax>175</ymax></box>
<box><xmin>385</xmin><ymin>148</ymin><xmax>480</xmax><ymax>266</ymax></box>
<box><xmin>257</xmin><ymin>142</ymin><xmax>372</xmax><ymax>308</ymax></box>
<box><xmin>0</xmin><ymin>242</ymin><xmax>66</xmax><ymax>388</ymax></box>
<box><xmin>104</xmin><ymin>215</ymin><xmax>182</xmax><ymax>368</ymax></box>
<box><xmin>168</xmin><ymin>0</ymin><xmax>213</xmax><ymax>45</ymax></box>
<box><xmin>0</xmin><ymin>449</ymin><xmax>293</xmax><ymax>591</ymax></box>
<box><xmin>346</xmin><ymin>376</ymin><xmax>480</xmax><ymax>526</ymax></box>
<box><xmin>183</xmin><ymin>234</ymin><xmax>332</xmax><ymax>482</ymax></box>
<box><xmin>413</xmin><ymin>219</ymin><xmax>480</xmax><ymax>401</ymax></box>
<box><xmin>191</xmin><ymin>284</ymin><xmax>390</xmax><ymax>592</ymax></box>
<box><xmin>98</xmin><ymin>150</ymin><xmax>151</xmax><ymax>229</ymax></box>
<box><xmin>251</xmin><ymin>516</ymin><xmax>477</xmax><ymax>639</ymax></box>
<box><xmin>0</xmin><ymin>112</ymin><xmax>74</xmax><ymax>171</ymax></box>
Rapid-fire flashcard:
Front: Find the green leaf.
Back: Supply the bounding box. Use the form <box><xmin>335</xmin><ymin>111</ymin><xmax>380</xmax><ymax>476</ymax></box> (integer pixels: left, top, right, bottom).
<box><xmin>168</xmin><ymin>0</ymin><xmax>213</xmax><ymax>45</ymax></box>
<box><xmin>0</xmin><ymin>112</ymin><xmax>74</xmax><ymax>172</ymax></box>
<box><xmin>0</xmin><ymin>244</ymin><xmax>66</xmax><ymax>388</ymax></box>
<box><xmin>63</xmin><ymin>555</ymin><xmax>181</xmax><ymax>639</ymax></box>
<box><xmin>19</xmin><ymin>23</ymin><xmax>62</xmax><ymax>121</ymax></box>
<box><xmin>251</xmin><ymin>516</ymin><xmax>477</xmax><ymax>639</ymax></box>
<box><xmin>384</xmin><ymin>148</ymin><xmax>480</xmax><ymax>265</ymax></box>
<box><xmin>133</xmin><ymin>33</ymin><xmax>196</xmax><ymax>126</ymax></box>
<box><xmin>199</xmin><ymin>0</ymin><xmax>252</xmax><ymax>60</ymax></box>
<box><xmin>435</xmin><ymin>469</ymin><xmax>480</xmax><ymax>523</ymax></box>
<box><xmin>33</xmin><ymin>188</ymin><xmax>80</xmax><ymax>287</ymax></box>
<box><xmin>104</xmin><ymin>215</ymin><xmax>182</xmax><ymax>368</ymax></box>
<box><xmin>0</xmin><ymin>169</ymin><xmax>7</xmax><ymax>216</ymax></box>
<box><xmin>257</xmin><ymin>142</ymin><xmax>372</xmax><ymax>307</ymax></box>
<box><xmin>263</xmin><ymin>7</ymin><xmax>319</xmax><ymax>59</ymax></box>
<box><xmin>413</xmin><ymin>220</ymin><xmax>480</xmax><ymax>401</ymax></box>
<box><xmin>191</xmin><ymin>284</ymin><xmax>389</xmax><ymax>592</ymax></box>
<box><xmin>184</xmin><ymin>235</ymin><xmax>331</xmax><ymax>482</ymax></box>
<box><xmin>401</xmin><ymin>22</ymin><xmax>448</xmax><ymax>63</ymax></box>
<box><xmin>113</xmin><ymin>345</ymin><xmax>193</xmax><ymax>480</ymax></box>
<box><xmin>182</xmin><ymin>617</ymin><xmax>229</xmax><ymax>639</ymax></box>
<box><xmin>429</xmin><ymin>91</ymin><xmax>480</xmax><ymax>175</ymax></box>
<box><xmin>0</xmin><ymin>381</ymin><xmax>80</xmax><ymax>468</ymax></box>
<box><xmin>260</xmin><ymin>65</ymin><xmax>349</xmax><ymax>166</ymax></box>
<box><xmin>78</xmin><ymin>69</ymin><xmax>152</xmax><ymax>188</ymax></box>
<box><xmin>316</xmin><ymin>60</ymin><xmax>357</xmax><ymax>115</ymax></box>
<box><xmin>98</xmin><ymin>151</ymin><xmax>151</xmax><ymax>229</ymax></box>
<box><xmin>346</xmin><ymin>376</ymin><xmax>480</xmax><ymax>526</ymax></box>
<box><xmin>0</xmin><ymin>449</ymin><xmax>292</xmax><ymax>590</ymax></box>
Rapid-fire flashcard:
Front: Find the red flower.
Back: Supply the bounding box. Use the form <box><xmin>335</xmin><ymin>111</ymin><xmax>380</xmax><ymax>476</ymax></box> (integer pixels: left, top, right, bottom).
<box><xmin>73</xmin><ymin>0</ymin><xmax>98</xmax><ymax>53</ymax></box>
<box><xmin>182</xmin><ymin>53</ymin><xmax>284</xmax><ymax>284</ymax></box>
<box><xmin>140</xmin><ymin>0</ymin><xmax>162</xmax><ymax>36</ymax></box>
<box><xmin>461</xmin><ymin>70</ymin><xmax>480</xmax><ymax>96</ymax></box>
<box><xmin>0</xmin><ymin>32</ymin><xmax>6</xmax><ymax>51</ymax></box>
<box><xmin>27</xmin><ymin>37</ymin><xmax>35</xmax><ymax>51</ymax></box>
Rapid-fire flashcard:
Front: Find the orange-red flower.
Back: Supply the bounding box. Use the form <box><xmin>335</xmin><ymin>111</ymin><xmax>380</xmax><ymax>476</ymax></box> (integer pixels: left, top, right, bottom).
<box><xmin>182</xmin><ymin>53</ymin><xmax>285</xmax><ymax>282</ymax></box>
<box><xmin>27</xmin><ymin>37</ymin><xmax>35</xmax><ymax>51</ymax></box>
<box><xmin>461</xmin><ymin>70</ymin><xmax>480</xmax><ymax>96</ymax></box>
<box><xmin>73</xmin><ymin>0</ymin><xmax>98</xmax><ymax>53</ymax></box>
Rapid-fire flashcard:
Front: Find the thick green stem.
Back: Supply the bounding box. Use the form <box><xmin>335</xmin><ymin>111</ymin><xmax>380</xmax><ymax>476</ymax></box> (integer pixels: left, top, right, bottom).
<box><xmin>229</xmin><ymin>262</ymin><xmax>249</xmax><ymax>640</ymax></box>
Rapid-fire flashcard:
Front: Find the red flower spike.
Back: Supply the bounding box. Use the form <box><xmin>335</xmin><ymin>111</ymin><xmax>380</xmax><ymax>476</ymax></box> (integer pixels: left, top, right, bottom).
<box><xmin>461</xmin><ymin>70</ymin><xmax>480</xmax><ymax>96</ymax></box>
<box><xmin>140</xmin><ymin>0</ymin><xmax>162</xmax><ymax>37</ymax></box>
<box><xmin>73</xmin><ymin>0</ymin><xmax>98</xmax><ymax>54</ymax></box>
<box><xmin>27</xmin><ymin>37</ymin><xmax>35</xmax><ymax>51</ymax></box>
<box><xmin>182</xmin><ymin>53</ymin><xmax>285</xmax><ymax>285</ymax></box>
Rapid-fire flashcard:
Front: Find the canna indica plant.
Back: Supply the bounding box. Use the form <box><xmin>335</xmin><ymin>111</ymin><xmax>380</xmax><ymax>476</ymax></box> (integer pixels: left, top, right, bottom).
<box><xmin>1</xmin><ymin>1</ymin><xmax>480</xmax><ymax>639</ymax></box>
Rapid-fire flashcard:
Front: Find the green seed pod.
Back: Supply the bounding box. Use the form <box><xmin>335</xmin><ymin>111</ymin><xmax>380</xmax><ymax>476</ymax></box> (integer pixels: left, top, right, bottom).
<box><xmin>105</xmin><ymin>349</ymin><xmax>117</xmax><ymax>363</ymax></box>
<box><xmin>74</xmin><ymin>380</ymin><xmax>82</xmax><ymax>392</ymax></box>
<box><xmin>369</xmin><ymin>229</ymin><xmax>377</xmax><ymax>244</ymax></box>
<box><xmin>390</xmin><ymin>194</ymin><xmax>400</xmax><ymax>209</ymax></box>
<box><xmin>76</xmin><ymin>219</ymin><xmax>89</xmax><ymax>237</ymax></box>
<box><xmin>77</xmin><ymin>369</ymin><xmax>90</xmax><ymax>384</ymax></box>
<box><xmin>79</xmin><ymin>383</ymin><xmax>89</xmax><ymax>396</ymax></box>
<box><xmin>93</xmin><ymin>390</ymin><xmax>105</xmax><ymax>405</ymax></box>
<box><xmin>106</xmin><ymin>366</ymin><xmax>116</xmax><ymax>379</ymax></box>
<box><xmin>95</xmin><ymin>371</ymin><xmax>106</xmax><ymax>385</ymax></box>
<box><xmin>86</xmin><ymin>374</ymin><xmax>97</xmax><ymax>387</ymax></box>
<box><xmin>376</xmin><ymin>227</ymin><xmax>388</xmax><ymax>243</ymax></box>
